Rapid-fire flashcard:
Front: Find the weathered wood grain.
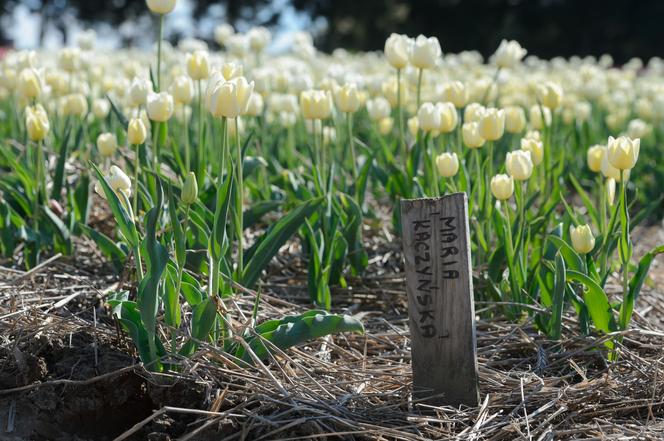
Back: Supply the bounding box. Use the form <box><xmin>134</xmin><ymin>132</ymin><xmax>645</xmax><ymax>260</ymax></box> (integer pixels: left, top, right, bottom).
<box><xmin>400</xmin><ymin>192</ymin><xmax>479</xmax><ymax>407</ymax></box>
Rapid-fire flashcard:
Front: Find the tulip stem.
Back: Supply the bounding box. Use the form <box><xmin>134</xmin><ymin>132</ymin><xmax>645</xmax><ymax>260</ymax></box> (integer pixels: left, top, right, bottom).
<box><xmin>33</xmin><ymin>140</ymin><xmax>44</xmax><ymax>238</ymax></box>
<box><xmin>396</xmin><ymin>68</ymin><xmax>406</xmax><ymax>164</ymax></box>
<box><xmin>133</xmin><ymin>142</ymin><xmax>140</xmax><ymax>215</ymax></box>
<box><xmin>235</xmin><ymin>118</ymin><xmax>244</xmax><ymax>281</ymax></box>
<box><xmin>197</xmin><ymin>80</ymin><xmax>204</xmax><ymax>185</ymax></box>
<box><xmin>156</xmin><ymin>14</ymin><xmax>164</xmax><ymax>92</ymax></box>
<box><xmin>183</xmin><ymin>104</ymin><xmax>190</xmax><ymax>172</ymax></box>
<box><xmin>347</xmin><ymin>112</ymin><xmax>358</xmax><ymax>183</ymax></box>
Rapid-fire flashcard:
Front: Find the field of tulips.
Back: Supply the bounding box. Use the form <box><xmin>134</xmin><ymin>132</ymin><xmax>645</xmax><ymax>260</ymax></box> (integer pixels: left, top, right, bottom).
<box><xmin>1</xmin><ymin>0</ymin><xmax>664</xmax><ymax>439</ymax></box>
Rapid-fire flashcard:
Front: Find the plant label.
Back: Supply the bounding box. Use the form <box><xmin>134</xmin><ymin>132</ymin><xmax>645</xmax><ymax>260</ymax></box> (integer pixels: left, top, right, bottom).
<box><xmin>400</xmin><ymin>193</ymin><xmax>479</xmax><ymax>407</ymax></box>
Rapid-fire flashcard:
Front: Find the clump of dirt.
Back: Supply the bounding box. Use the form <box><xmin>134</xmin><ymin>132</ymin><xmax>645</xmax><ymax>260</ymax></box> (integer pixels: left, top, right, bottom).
<box><xmin>0</xmin><ymin>331</ymin><xmax>208</xmax><ymax>441</ymax></box>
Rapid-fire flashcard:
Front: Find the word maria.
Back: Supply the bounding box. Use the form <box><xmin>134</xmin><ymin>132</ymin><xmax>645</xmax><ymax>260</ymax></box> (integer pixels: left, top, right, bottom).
<box><xmin>411</xmin><ymin>211</ymin><xmax>460</xmax><ymax>339</ymax></box>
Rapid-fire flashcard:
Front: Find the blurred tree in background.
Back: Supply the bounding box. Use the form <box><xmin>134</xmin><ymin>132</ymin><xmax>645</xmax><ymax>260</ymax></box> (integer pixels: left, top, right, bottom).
<box><xmin>0</xmin><ymin>0</ymin><xmax>662</xmax><ymax>63</ymax></box>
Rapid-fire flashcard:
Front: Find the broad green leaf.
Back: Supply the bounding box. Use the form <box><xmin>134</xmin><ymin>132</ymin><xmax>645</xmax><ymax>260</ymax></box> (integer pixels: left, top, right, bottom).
<box><xmin>549</xmin><ymin>252</ymin><xmax>566</xmax><ymax>340</ymax></box>
<box><xmin>619</xmin><ymin>244</ymin><xmax>664</xmax><ymax>330</ymax></box>
<box><xmin>242</xmin><ymin>197</ymin><xmax>324</xmax><ymax>288</ymax></box>
<box><xmin>235</xmin><ymin>310</ymin><xmax>364</xmax><ymax>362</ymax></box>
<box><xmin>566</xmin><ymin>269</ymin><xmax>617</xmax><ymax>334</ymax></box>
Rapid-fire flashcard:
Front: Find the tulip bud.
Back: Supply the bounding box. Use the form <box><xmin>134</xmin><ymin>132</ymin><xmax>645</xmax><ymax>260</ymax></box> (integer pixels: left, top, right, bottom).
<box><xmin>570</xmin><ymin>224</ymin><xmax>595</xmax><ymax>254</ymax></box>
<box><xmin>181</xmin><ymin>171</ymin><xmax>198</xmax><ymax>205</ymax></box>
<box><xmin>417</xmin><ymin>103</ymin><xmax>441</xmax><ymax>133</ymax></box>
<box><xmin>208</xmin><ymin>75</ymin><xmax>254</xmax><ymax>118</ymax></box>
<box><xmin>334</xmin><ymin>83</ymin><xmax>361</xmax><ymax>113</ymax></box>
<box><xmin>366</xmin><ymin>97</ymin><xmax>391</xmax><ymax>121</ymax></box>
<box><xmin>384</xmin><ymin>33</ymin><xmax>412</xmax><ymax>69</ymax></box>
<box><xmin>491</xmin><ymin>174</ymin><xmax>514</xmax><ymax>200</ymax></box>
<box><xmin>520</xmin><ymin>137</ymin><xmax>543</xmax><ymax>165</ymax></box>
<box><xmin>186</xmin><ymin>50</ymin><xmax>210</xmax><ymax>80</ymax></box>
<box><xmin>146</xmin><ymin>0</ymin><xmax>177</xmax><ymax>15</ymax></box>
<box><xmin>97</xmin><ymin>132</ymin><xmax>118</xmax><ymax>157</ymax></box>
<box><xmin>464</xmin><ymin>103</ymin><xmax>486</xmax><ymax>123</ymax></box>
<box><xmin>92</xmin><ymin>98</ymin><xmax>111</xmax><ymax>119</ymax></box>
<box><xmin>437</xmin><ymin>102</ymin><xmax>458</xmax><ymax>133</ymax></box>
<box><xmin>587</xmin><ymin>145</ymin><xmax>606</xmax><ymax>173</ymax></box>
<box><xmin>248</xmin><ymin>26</ymin><xmax>271</xmax><ymax>53</ymax></box>
<box><xmin>462</xmin><ymin>122</ymin><xmax>485</xmax><ymax>149</ymax></box>
<box><xmin>221</xmin><ymin>62</ymin><xmax>243</xmax><ymax>81</ymax></box>
<box><xmin>129</xmin><ymin>77</ymin><xmax>153</xmax><ymax>107</ymax></box>
<box><xmin>601</xmin><ymin>153</ymin><xmax>629</xmax><ymax>182</ymax></box>
<box><xmin>494</xmin><ymin>39</ymin><xmax>527</xmax><ymax>68</ymax></box>
<box><xmin>103</xmin><ymin>165</ymin><xmax>132</xmax><ymax>198</ymax></box>
<box><xmin>378</xmin><ymin>117</ymin><xmax>394</xmax><ymax>135</ymax></box>
<box><xmin>18</xmin><ymin>68</ymin><xmax>42</xmax><ymax>99</ymax></box>
<box><xmin>529</xmin><ymin>105</ymin><xmax>552</xmax><ymax>130</ymax></box>
<box><xmin>441</xmin><ymin>81</ymin><xmax>467</xmax><ymax>108</ymax></box>
<box><xmin>64</xmin><ymin>93</ymin><xmax>88</xmax><ymax>117</ymax></box>
<box><xmin>147</xmin><ymin>91</ymin><xmax>174</xmax><ymax>122</ymax></box>
<box><xmin>506</xmin><ymin>150</ymin><xmax>534</xmax><ymax>181</ymax></box>
<box><xmin>25</xmin><ymin>105</ymin><xmax>50</xmax><ymax>142</ymax></box>
<box><xmin>607</xmin><ymin>135</ymin><xmax>640</xmax><ymax>170</ymax></box>
<box><xmin>127</xmin><ymin>117</ymin><xmax>148</xmax><ymax>145</ymax></box>
<box><xmin>504</xmin><ymin>106</ymin><xmax>526</xmax><ymax>133</ymax></box>
<box><xmin>408</xmin><ymin>35</ymin><xmax>441</xmax><ymax>69</ymax></box>
<box><xmin>435</xmin><ymin>152</ymin><xmax>459</xmax><ymax>178</ymax></box>
<box><xmin>536</xmin><ymin>81</ymin><xmax>563</xmax><ymax>109</ymax></box>
<box><xmin>479</xmin><ymin>108</ymin><xmax>505</xmax><ymax>141</ymax></box>
<box><xmin>57</xmin><ymin>48</ymin><xmax>81</xmax><ymax>73</ymax></box>
<box><xmin>170</xmin><ymin>75</ymin><xmax>194</xmax><ymax>104</ymax></box>
<box><xmin>300</xmin><ymin>89</ymin><xmax>333</xmax><ymax>120</ymax></box>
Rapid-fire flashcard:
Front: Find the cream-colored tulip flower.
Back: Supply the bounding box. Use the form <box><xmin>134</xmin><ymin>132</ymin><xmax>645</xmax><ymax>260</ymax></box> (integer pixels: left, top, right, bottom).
<box><xmin>462</xmin><ymin>122</ymin><xmax>485</xmax><ymax>149</ymax></box>
<box><xmin>300</xmin><ymin>89</ymin><xmax>333</xmax><ymax>120</ymax></box>
<box><xmin>25</xmin><ymin>105</ymin><xmax>50</xmax><ymax>142</ymax></box>
<box><xmin>520</xmin><ymin>137</ymin><xmax>543</xmax><ymax>165</ymax></box>
<box><xmin>570</xmin><ymin>224</ymin><xmax>595</xmax><ymax>254</ymax></box>
<box><xmin>186</xmin><ymin>50</ymin><xmax>210</xmax><ymax>80</ymax></box>
<box><xmin>506</xmin><ymin>150</ymin><xmax>534</xmax><ymax>181</ymax></box>
<box><xmin>436</xmin><ymin>152</ymin><xmax>459</xmax><ymax>178</ymax></box>
<box><xmin>417</xmin><ymin>102</ymin><xmax>441</xmax><ymax>133</ymax></box>
<box><xmin>504</xmin><ymin>106</ymin><xmax>526</xmax><ymax>133</ymax></box>
<box><xmin>146</xmin><ymin>0</ymin><xmax>177</xmax><ymax>15</ymax></box>
<box><xmin>384</xmin><ymin>33</ymin><xmax>412</xmax><ymax>69</ymax></box>
<box><xmin>437</xmin><ymin>102</ymin><xmax>458</xmax><ymax>133</ymax></box>
<box><xmin>536</xmin><ymin>81</ymin><xmax>564</xmax><ymax>109</ymax></box>
<box><xmin>409</xmin><ymin>35</ymin><xmax>441</xmax><ymax>69</ymax></box>
<box><xmin>334</xmin><ymin>83</ymin><xmax>361</xmax><ymax>113</ymax></box>
<box><xmin>127</xmin><ymin>117</ymin><xmax>148</xmax><ymax>145</ymax></box>
<box><xmin>587</xmin><ymin>145</ymin><xmax>606</xmax><ymax>173</ymax></box>
<box><xmin>491</xmin><ymin>174</ymin><xmax>514</xmax><ymax>200</ymax></box>
<box><xmin>170</xmin><ymin>75</ymin><xmax>194</xmax><ymax>105</ymax></box>
<box><xmin>607</xmin><ymin>135</ymin><xmax>640</xmax><ymax>170</ymax></box>
<box><xmin>147</xmin><ymin>91</ymin><xmax>174</xmax><ymax>122</ymax></box>
<box><xmin>479</xmin><ymin>108</ymin><xmax>505</xmax><ymax>141</ymax></box>
<box><xmin>366</xmin><ymin>97</ymin><xmax>391</xmax><ymax>121</ymax></box>
<box><xmin>97</xmin><ymin>133</ymin><xmax>118</xmax><ymax>157</ymax></box>
<box><xmin>494</xmin><ymin>39</ymin><xmax>527</xmax><ymax>68</ymax></box>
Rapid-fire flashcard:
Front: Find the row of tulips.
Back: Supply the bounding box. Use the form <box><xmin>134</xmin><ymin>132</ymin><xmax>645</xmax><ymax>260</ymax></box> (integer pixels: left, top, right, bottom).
<box><xmin>1</xmin><ymin>0</ymin><xmax>663</xmax><ymax>366</ymax></box>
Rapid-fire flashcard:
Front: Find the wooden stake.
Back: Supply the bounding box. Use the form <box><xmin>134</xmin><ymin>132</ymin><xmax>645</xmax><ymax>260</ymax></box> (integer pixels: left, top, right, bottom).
<box><xmin>400</xmin><ymin>193</ymin><xmax>479</xmax><ymax>407</ymax></box>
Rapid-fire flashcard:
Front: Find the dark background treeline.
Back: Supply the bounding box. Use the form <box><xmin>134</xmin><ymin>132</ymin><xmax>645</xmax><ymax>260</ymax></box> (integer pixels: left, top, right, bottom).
<box><xmin>1</xmin><ymin>0</ymin><xmax>661</xmax><ymax>63</ymax></box>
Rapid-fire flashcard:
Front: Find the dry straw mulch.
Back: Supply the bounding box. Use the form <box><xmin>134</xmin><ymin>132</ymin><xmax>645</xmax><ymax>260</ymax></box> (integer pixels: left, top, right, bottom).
<box><xmin>0</xmin><ymin>227</ymin><xmax>663</xmax><ymax>440</ymax></box>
